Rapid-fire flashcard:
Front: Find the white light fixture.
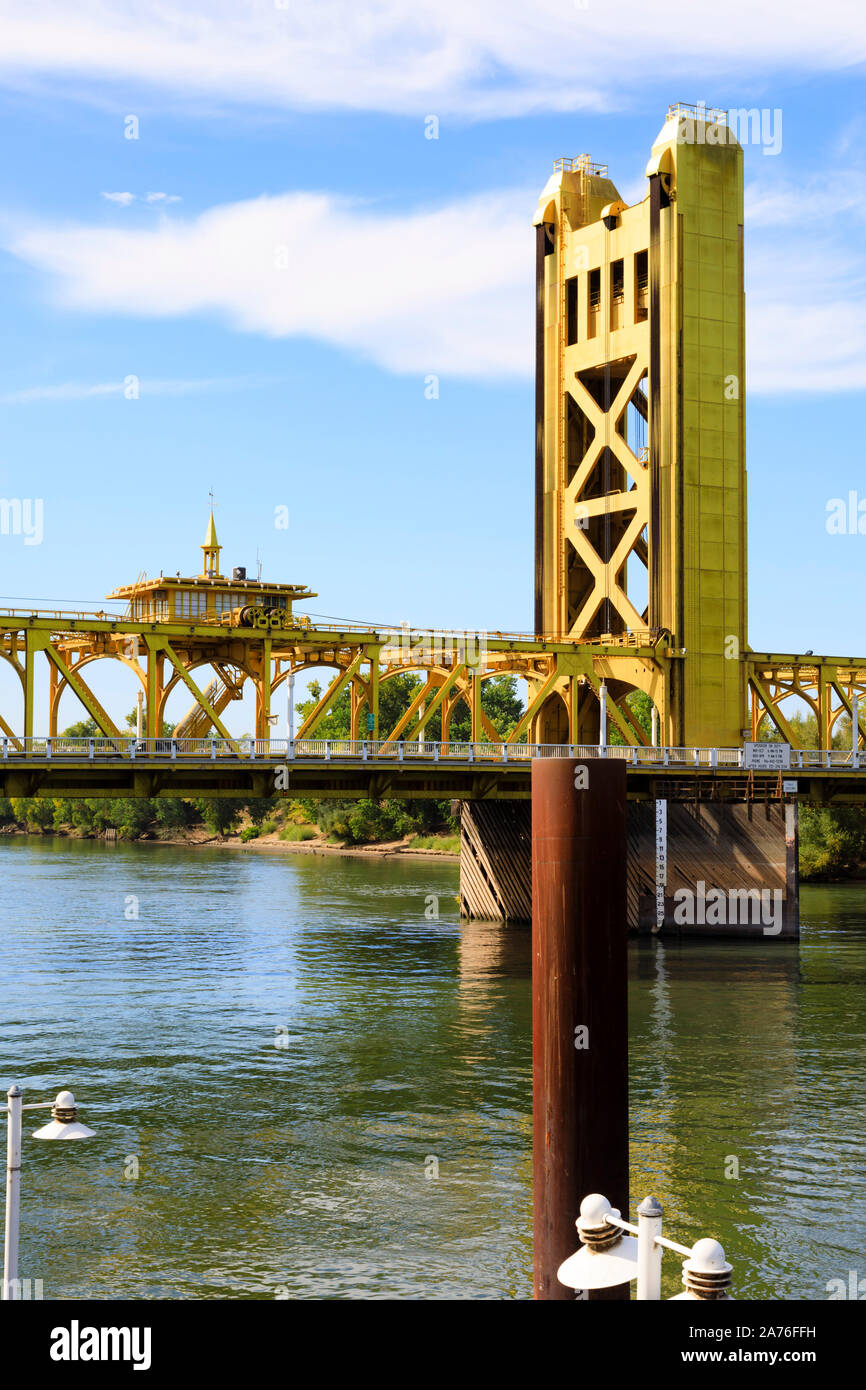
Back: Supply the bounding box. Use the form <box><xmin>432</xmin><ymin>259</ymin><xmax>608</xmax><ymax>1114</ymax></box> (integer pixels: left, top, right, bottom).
<box><xmin>3</xmin><ymin>1085</ymin><xmax>96</xmax><ymax>1301</ymax></box>
<box><xmin>32</xmin><ymin>1090</ymin><xmax>95</xmax><ymax>1141</ymax></box>
<box><xmin>557</xmin><ymin>1193</ymin><xmax>639</xmax><ymax>1292</ymax></box>
<box><xmin>560</xmin><ymin>1192</ymin><xmax>735</xmax><ymax>1301</ymax></box>
<box><xmin>669</xmin><ymin>1238</ymin><xmax>734</xmax><ymax>1300</ymax></box>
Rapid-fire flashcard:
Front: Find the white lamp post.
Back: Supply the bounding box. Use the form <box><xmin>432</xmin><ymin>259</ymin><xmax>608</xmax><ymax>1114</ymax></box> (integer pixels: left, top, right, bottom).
<box><xmin>557</xmin><ymin>1191</ymin><xmax>734</xmax><ymax>1300</ymax></box>
<box><xmin>2</xmin><ymin>1085</ymin><xmax>95</xmax><ymax>1301</ymax></box>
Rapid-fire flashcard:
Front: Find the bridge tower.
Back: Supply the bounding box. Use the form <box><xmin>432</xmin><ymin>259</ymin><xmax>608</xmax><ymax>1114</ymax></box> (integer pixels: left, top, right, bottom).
<box><xmin>533</xmin><ymin>105</ymin><xmax>748</xmax><ymax>746</ymax></box>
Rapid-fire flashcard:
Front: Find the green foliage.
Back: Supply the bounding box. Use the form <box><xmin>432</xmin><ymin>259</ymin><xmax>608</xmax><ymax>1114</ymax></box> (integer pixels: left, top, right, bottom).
<box><xmin>799</xmin><ymin>805</ymin><xmax>866</xmax><ymax>880</ymax></box>
<box><xmin>61</xmin><ymin>719</ymin><xmax>99</xmax><ymax>738</ymax></box>
<box><xmin>296</xmin><ymin>672</ymin><xmax>527</xmax><ymax>745</ymax></box>
<box><xmin>66</xmin><ymin>799</ymin><xmax>103</xmax><ymax>834</ymax></box>
<box><xmin>240</xmin><ymin>825</ymin><xmax>260</xmax><ymax>842</ymax></box>
<box><xmin>105</xmin><ymin>799</ymin><xmax>153</xmax><ymax>838</ymax></box>
<box><xmin>313</xmin><ymin>796</ymin><xmax>453</xmax><ymax>845</ymax></box>
<box><xmin>297</xmin><ymin>672</ymin><xmax>423</xmax><ymax>740</ymax></box>
<box><xmin>447</xmin><ymin>674</ymin><xmax>526</xmax><ymax>742</ymax></box>
<box><xmin>757</xmin><ymin>711</ymin><xmax>848</xmax><ymax>750</ymax></box>
<box><xmin>193</xmin><ymin>797</ymin><xmax>240</xmax><ymax>836</ymax></box>
<box><xmin>10</xmin><ymin>797</ymin><xmax>55</xmax><ymax>830</ymax></box>
<box><xmin>260</xmin><ymin>820</ymin><xmax>277</xmax><ymax>835</ymax></box>
<box><xmin>51</xmin><ymin>798</ymin><xmax>77</xmax><ymax>831</ymax></box>
<box><xmin>152</xmin><ymin>799</ymin><xmax>195</xmax><ymax>830</ymax></box>
<box><xmin>609</xmin><ymin>690</ymin><xmax>654</xmax><ymax>746</ymax></box>
<box><xmin>278</xmin><ymin>825</ymin><xmax>317</xmax><ymax>842</ymax></box>
<box><xmin>409</xmin><ymin>833</ymin><xmax>461</xmax><ymax>853</ymax></box>
<box><xmin>0</xmin><ymin>792</ymin><xmax>264</xmax><ymax>842</ymax></box>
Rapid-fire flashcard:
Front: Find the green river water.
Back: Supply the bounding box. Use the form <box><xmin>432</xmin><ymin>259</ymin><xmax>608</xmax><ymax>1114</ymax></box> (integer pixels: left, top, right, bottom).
<box><xmin>1</xmin><ymin>836</ymin><xmax>863</xmax><ymax>1300</ymax></box>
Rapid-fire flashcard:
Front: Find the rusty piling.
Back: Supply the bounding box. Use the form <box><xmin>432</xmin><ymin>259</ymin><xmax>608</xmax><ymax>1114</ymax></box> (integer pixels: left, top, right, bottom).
<box><xmin>532</xmin><ymin>756</ymin><xmax>629</xmax><ymax>1299</ymax></box>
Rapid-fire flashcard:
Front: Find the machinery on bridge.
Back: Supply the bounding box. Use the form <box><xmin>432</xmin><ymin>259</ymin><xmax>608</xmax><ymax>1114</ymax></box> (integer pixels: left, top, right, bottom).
<box><xmin>107</xmin><ymin>511</ymin><xmax>316</xmax><ymax>633</ymax></box>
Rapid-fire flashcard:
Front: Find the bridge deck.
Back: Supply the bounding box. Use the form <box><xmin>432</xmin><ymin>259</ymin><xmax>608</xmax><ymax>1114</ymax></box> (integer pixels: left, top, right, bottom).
<box><xmin>1</xmin><ymin>739</ymin><xmax>864</xmax><ymax>802</ymax></box>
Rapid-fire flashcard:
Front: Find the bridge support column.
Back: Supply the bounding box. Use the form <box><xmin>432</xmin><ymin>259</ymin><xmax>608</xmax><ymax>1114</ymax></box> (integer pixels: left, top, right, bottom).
<box><xmin>460</xmin><ymin>791</ymin><xmax>799</xmax><ymax>941</ymax></box>
<box><xmin>630</xmin><ymin>800</ymin><xmax>799</xmax><ymax>939</ymax></box>
<box><xmin>458</xmin><ymin>801</ymin><xmax>532</xmax><ymax>921</ymax></box>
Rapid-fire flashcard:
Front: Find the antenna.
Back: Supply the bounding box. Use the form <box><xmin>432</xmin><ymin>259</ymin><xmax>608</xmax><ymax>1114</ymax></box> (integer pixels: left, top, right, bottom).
<box><xmin>256</xmin><ymin>547</ymin><xmax>263</xmax><ymax>583</ymax></box>
<box><xmin>209</xmin><ymin>485</ymin><xmax>217</xmax><ymax>512</ymax></box>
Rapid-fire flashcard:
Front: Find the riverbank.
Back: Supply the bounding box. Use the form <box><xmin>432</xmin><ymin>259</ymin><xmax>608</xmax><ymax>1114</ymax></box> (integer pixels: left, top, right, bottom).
<box><xmin>158</xmin><ymin>826</ymin><xmax>461</xmax><ymax>860</ymax></box>
<box><xmin>0</xmin><ymin>820</ymin><xmax>460</xmax><ymax>861</ymax></box>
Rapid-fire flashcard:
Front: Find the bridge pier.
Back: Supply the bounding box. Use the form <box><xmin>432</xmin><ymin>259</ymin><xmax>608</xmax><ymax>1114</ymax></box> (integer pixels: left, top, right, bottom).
<box><xmin>629</xmin><ymin>800</ymin><xmax>799</xmax><ymax>939</ymax></box>
<box><xmin>459</xmin><ymin>800</ymin><xmax>533</xmax><ymax>922</ymax></box>
<box><xmin>459</xmin><ymin>794</ymin><xmax>799</xmax><ymax>939</ymax></box>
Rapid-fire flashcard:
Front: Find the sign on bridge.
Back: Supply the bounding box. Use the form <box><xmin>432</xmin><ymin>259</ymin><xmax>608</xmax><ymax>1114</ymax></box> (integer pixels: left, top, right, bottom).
<box><xmin>743</xmin><ymin>741</ymin><xmax>791</xmax><ymax>770</ymax></box>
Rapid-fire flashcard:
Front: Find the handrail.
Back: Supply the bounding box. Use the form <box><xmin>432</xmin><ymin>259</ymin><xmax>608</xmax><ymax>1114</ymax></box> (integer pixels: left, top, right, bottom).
<box><xmin>0</xmin><ymin>607</ymin><xmax>667</xmax><ymax>649</ymax></box>
<box><xmin>0</xmin><ymin>737</ymin><xmax>860</xmax><ymax>770</ymax></box>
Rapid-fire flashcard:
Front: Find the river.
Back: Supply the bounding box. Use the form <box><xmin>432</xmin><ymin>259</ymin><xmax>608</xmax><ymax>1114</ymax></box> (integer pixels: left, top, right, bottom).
<box><xmin>1</xmin><ymin>836</ymin><xmax>863</xmax><ymax>1300</ymax></box>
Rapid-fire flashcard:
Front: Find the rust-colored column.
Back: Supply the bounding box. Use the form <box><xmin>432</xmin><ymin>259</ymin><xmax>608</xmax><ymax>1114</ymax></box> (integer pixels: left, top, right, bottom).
<box><xmin>785</xmin><ymin>801</ymin><xmax>800</xmax><ymax>938</ymax></box>
<box><xmin>532</xmin><ymin>757</ymin><xmax>629</xmax><ymax>1299</ymax></box>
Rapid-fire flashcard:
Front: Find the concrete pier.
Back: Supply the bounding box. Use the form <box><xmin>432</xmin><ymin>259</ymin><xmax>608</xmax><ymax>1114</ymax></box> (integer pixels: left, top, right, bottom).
<box><xmin>459</xmin><ymin>800</ymin><xmax>533</xmax><ymax>921</ymax></box>
<box><xmin>459</xmin><ymin>796</ymin><xmax>799</xmax><ymax>939</ymax></box>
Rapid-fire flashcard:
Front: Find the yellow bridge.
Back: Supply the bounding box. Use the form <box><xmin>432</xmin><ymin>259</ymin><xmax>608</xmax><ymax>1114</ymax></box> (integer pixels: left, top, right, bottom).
<box><xmin>2</xmin><ymin>103</ymin><xmax>864</xmax><ymax>802</ymax></box>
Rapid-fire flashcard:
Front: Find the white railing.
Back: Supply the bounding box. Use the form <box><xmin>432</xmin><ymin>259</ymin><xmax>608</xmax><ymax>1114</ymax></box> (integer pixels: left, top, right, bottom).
<box><xmin>1</xmin><ymin>737</ymin><xmax>864</xmax><ymax>770</ymax></box>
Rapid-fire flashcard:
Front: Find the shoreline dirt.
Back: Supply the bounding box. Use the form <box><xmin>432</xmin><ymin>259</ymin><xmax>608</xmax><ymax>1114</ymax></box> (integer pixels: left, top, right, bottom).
<box><xmin>0</xmin><ymin>824</ymin><xmax>459</xmax><ymax>861</ymax></box>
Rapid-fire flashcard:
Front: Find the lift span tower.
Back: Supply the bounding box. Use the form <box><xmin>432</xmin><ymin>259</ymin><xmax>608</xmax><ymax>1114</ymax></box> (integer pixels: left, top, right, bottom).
<box><xmin>534</xmin><ymin>102</ymin><xmax>747</xmax><ymax>748</ymax></box>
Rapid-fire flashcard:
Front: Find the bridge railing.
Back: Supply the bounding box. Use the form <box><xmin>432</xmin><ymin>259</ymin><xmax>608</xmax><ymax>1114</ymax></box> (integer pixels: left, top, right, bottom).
<box><xmin>2</xmin><ymin>737</ymin><xmax>864</xmax><ymax>770</ymax></box>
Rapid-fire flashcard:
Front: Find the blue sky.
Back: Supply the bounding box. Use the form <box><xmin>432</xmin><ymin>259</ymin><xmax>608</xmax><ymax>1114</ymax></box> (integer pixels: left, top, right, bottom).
<box><xmin>0</xmin><ymin>2</ymin><xmax>865</xmax><ymax>728</ymax></box>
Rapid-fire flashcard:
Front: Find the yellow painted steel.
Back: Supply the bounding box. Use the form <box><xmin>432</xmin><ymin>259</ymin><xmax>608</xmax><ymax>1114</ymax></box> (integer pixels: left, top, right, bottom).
<box><xmin>1</xmin><ymin>107</ymin><xmax>864</xmax><ymax>758</ymax></box>
<box><xmin>201</xmin><ymin>511</ymin><xmax>222</xmax><ymax>579</ymax></box>
<box><xmin>533</xmin><ymin>106</ymin><xmax>748</xmax><ymax>746</ymax></box>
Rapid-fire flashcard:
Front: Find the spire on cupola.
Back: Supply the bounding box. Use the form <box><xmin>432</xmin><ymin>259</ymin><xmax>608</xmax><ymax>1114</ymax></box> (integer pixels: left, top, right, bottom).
<box><xmin>201</xmin><ymin>504</ymin><xmax>222</xmax><ymax>579</ymax></box>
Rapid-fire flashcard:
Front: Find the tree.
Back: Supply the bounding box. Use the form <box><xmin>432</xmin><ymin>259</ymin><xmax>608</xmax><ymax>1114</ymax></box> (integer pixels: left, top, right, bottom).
<box><xmin>448</xmin><ymin>675</ymin><xmax>525</xmax><ymax>741</ymax></box>
<box><xmin>152</xmin><ymin>799</ymin><xmax>196</xmax><ymax>830</ymax></box>
<box><xmin>61</xmin><ymin>719</ymin><xmax>98</xmax><ymax>737</ymax></box>
<box><xmin>10</xmin><ymin>797</ymin><xmax>55</xmax><ymax>830</ymax></box>
<box><xmin>609</xmin><ymin>689</ymin><xmax>654</xmax><ymax>745</ymax></box>
<box><xmin>193</xmin><ymin>797</ymin><xmax>240</xmax><ymax>836</ymax></box>
<box><xmin>124</xmin><ymin>707</ymin><xmax>175</xmax><ymax>736</ymax></box>
<box><xmin>296</xmin><ymin>672</ymin><xmax>423</xmax><ymax>740</ymax></box>
<box><xmin>296</xmin><ymin>671</ymin><xmax>527</xmax><ymax>744</ymax></box>
<box><xmin>799</xmin><ymin>805</ymin><xmax>866</xmax><ymax>880</ymax></box>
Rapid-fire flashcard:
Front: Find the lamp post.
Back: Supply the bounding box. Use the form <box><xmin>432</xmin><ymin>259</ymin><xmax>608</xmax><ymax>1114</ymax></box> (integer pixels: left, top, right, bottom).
<box><xmin>557</xmin><ymin>1191</ymin><xmax>734</xmax><ymax>1300</ymax></box>
<box><xmin>2</xmin><ymin>1085</ymin><xmax>94</xmax><ymax>1301</ymax></box>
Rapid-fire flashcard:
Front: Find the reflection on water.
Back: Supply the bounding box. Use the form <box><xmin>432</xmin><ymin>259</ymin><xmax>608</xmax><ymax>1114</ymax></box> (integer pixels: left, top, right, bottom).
<box><xmin>0</xmin><ymin>837</ymin><xmax>863</xmax><ymax>1299</ymax></box>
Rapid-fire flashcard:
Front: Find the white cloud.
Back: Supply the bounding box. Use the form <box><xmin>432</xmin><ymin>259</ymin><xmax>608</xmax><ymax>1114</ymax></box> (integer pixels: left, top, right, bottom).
<box><xmin>0</xmin><ymin>1</ymin><xmax>863</xmax><ymax>119</ymax></box>
<box><xmin>0</xmin><ymin>375</ymin><xmax>281</xmax><ymax>405</ymax></box>
<box><xmin>745</xmin><ymin>170</ymin><xmax>866</xmax><ymax>391</ymax></box>
<box><xmin>8</xmin><ymin>165</ymin><xmax>866</xmax><ymax>392</ymax></box>
<box><xmin>7</xmin><ymin>191</ymin><xmax>534</xmax><ymax>378</ymax></box>
<box><xmin>101</xmin><ymin>191</ymin><xmax>182</xmax><ymax>207</ymax></box>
